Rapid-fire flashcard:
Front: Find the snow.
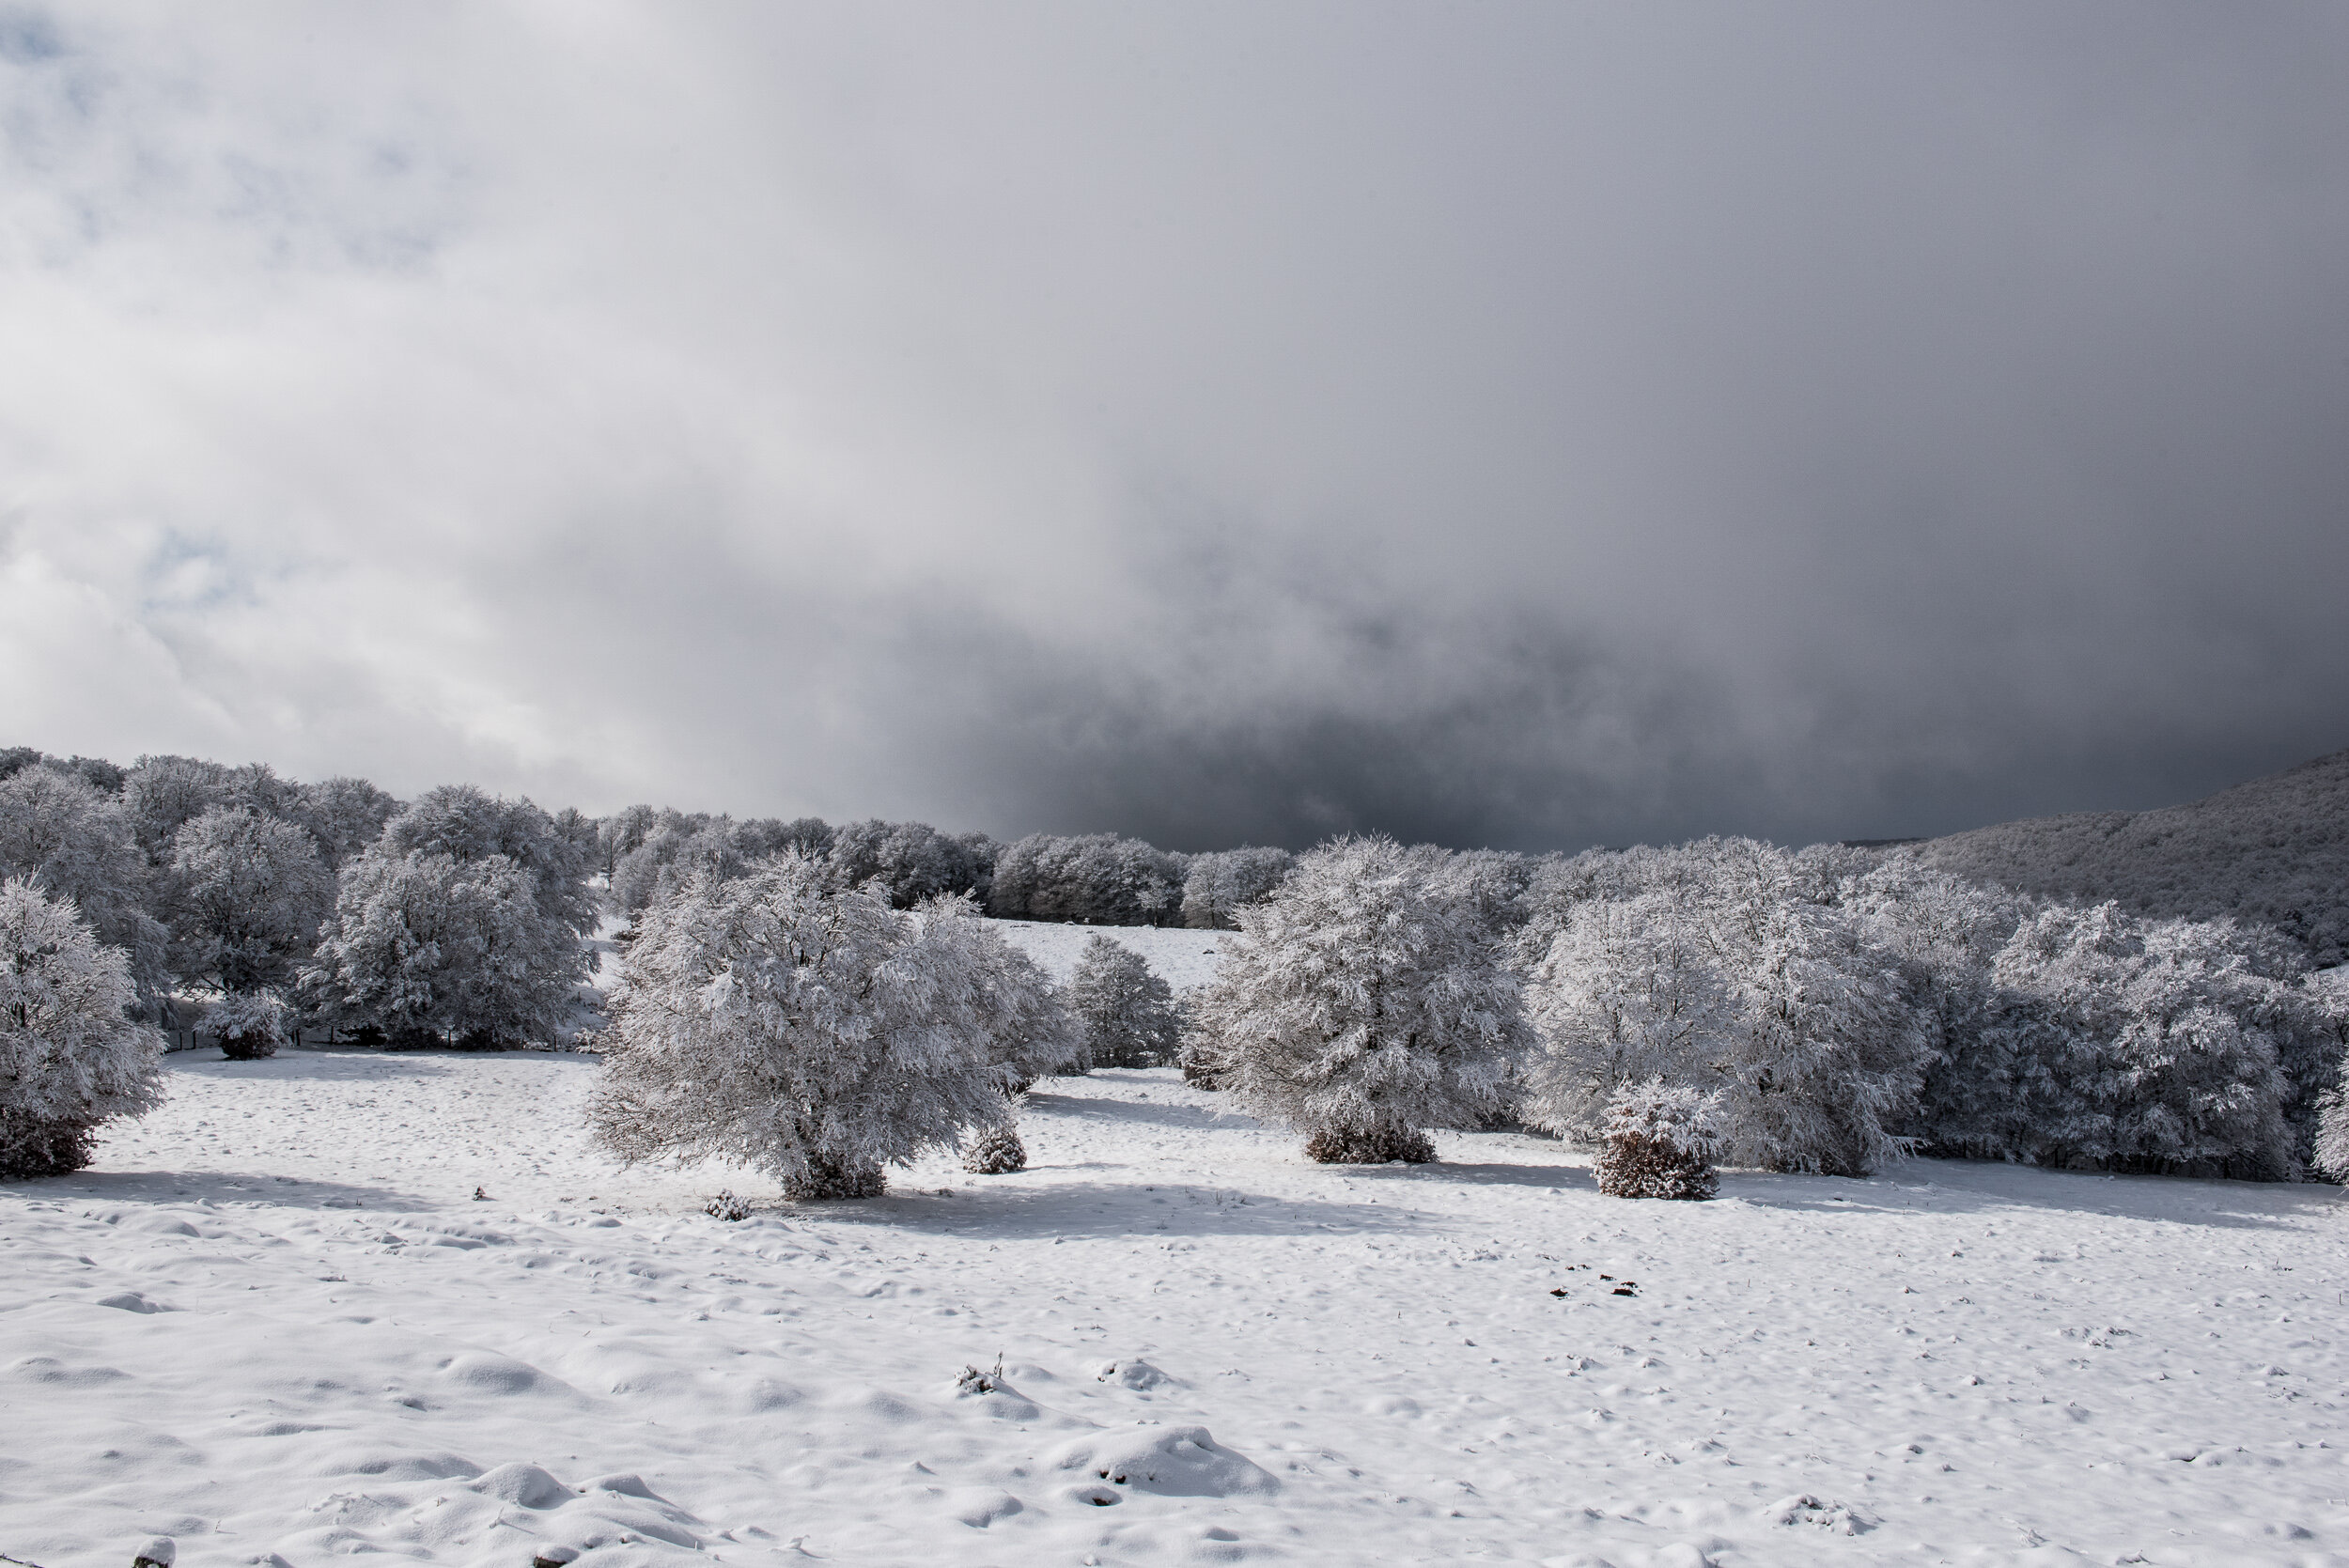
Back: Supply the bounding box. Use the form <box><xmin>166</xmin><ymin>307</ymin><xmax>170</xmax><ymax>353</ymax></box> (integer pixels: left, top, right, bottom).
<box><xmin>986</xmin><ymin>919</ymin><xmax>1228</xmax><ymax>992</ymax></box>
<box><xmin>6</xmin><ymin>1048</ymin><xmax>2349</xmax><ymax>1568</ymax></box>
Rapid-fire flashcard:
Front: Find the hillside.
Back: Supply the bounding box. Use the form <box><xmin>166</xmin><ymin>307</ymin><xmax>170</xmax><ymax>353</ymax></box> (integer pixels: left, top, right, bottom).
<box><xmin>1908</xmin><ymin>749</ymin><xmax>2349</xmax><ymax>965</ymax></box>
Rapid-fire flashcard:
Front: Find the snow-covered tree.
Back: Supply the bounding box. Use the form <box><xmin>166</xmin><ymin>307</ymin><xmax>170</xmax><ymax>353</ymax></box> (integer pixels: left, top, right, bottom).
<box><xmin>1724</xmin><ymin>898</ymin><xmax>1931</xmax><ymax>1175</ymax></box>
<box><xmin>613</xmin><ymin>820</ymin><xmax>751</xmax><ymax>913</ymax></box>
<box><xmin>1439</xmin><ymin>849</ymin><xmax>1533</xmax><ymax>938</ymax></box>
<box><xmin>1518</xmin><ymin>837</ymin><xmax>1931</xmax><ymax>1176</ymax></box>
<box><xmin>962</xmin><ymin>1120</ymin><xmax>1028</xmax><ymax>1174</ymax></box>
<box><xmin>301</xmin><ymin>785</ymin><xmax>599</xmax><ymax>1047</ymax></box>
<box><xmin>2</xmin><ymin>750</ymin><xmax>127</xmax><ymax>794</ymax></box>
<box><xmin>587</xmin><ymin>857</ymin><xmax>1018</xmax><ymax>1199</ymax></box>
<box><xmin>1521</xmin><ymin>888</ymin><xmax>1733</xmax><ymax>1141</ymax></box>
<box><xmin>303</xmin><ymin>849</ymin><xmax>584</xmax><ymax>1048</ymax></box>
<box><xmin>292</xmin><ymin>777</ymin><xmax>401</xmax><ymax>869</ymax></box>
<box><xmin>123</xmin><ymin>756</ymin><xmax>308</xmax><ymax>864</ymax></box>
<box><xmin>1511</xmin><ymin>845</ymin><xmax>1677</xmax><ymax>967</ymax></box>
<box><xmin>1068</xmin><ymin>934</ymin><xmax>1180</xmax><ymax>1068</ymax></box>
<box><xmin>165</xmin><ymin>808</ymin><xmax>334</xmax><ymax>1000</ymax></box>
<box><xmin>0</xmin><ymin>878</ymin><xmax>165</xmax><ymax>1176</ymax></box>
<box><xmin>826</xmin><ymin>819</ymin><xmax>996</xmax><ymax>908</ymax></box>
<box><xmin>751</xmin><ymin>815</ymin><xmax>837</xmax><ymax>860</ymax></box>
<box><xmin>1992</xmin><ymin>905</ymin><xmax>2298</xmax><ymax>1179</ymax></box>
<box><xmin>1594</xmin><ymin>1079</ymin><xmax>1720</xmax><ymax>1200</ymax></box>
<box><xmin>2311</xmin><ymin>983</ymin><xmax>2349</xmax><ymax>1179</ymax></box>
<box><xmin>0</xmin><ymin>766</ymin><xmax>170</xmax><ymax>1018</ymax></box>
<box><xmin>123</xmin><ymin>756</ymin><xmax>241</xmax><ymax>862</ymax></box>
<box><xmin>204</xmin><ymin>990</ymin><xmax>288</xmax><ymax>1062</ymax></box>
<box><xmin>988</xmin><ymin>833</ymin><xmax>1186</xmax><ymax>925</ymax></box>
<box><xmin>1190</xmin><ymin>837</ymin><xmax>1526</xmax><ymax>1163</ymax></box>
<box><xmin>379</xmin><ymin>785</ymin><xmax>597</xmax><ymax>937</ymax></box>
<box><xmin>906</xmin><ymin>893</ymin><xmax>1082</xmax><ymax>1091</ymax></box>
<box><xmin>599</xmin><ymin>804</ymin><xmax>663</xmax><ymax>877</ymax></box>
<box><xmin>1179</xmin><ymin>847</ymin><xmax>1295</xmax><ymax>930</ymax></box>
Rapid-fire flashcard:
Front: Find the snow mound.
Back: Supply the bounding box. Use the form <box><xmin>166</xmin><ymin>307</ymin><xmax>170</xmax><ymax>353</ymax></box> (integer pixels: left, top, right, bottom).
<box><xmin>271</xmin><ymin>1464</ymin><xmax>710</xmax><ymax>1564</ymax></box>
<box><xmin>1095</xmin><ymin>1358</ymin><xmax>1176</xmax><ymax>1390</ymax></box>
<box><xmin>1044</xmin><ymin>1424</ymin><xmax>1279</xmax><ymax>1498</ymax></box>
<box><xmin>471</xmin><ymin>1461</ymin><xmax>573</xmax><ymax>1508</ymax></box>
<box><xmin>90</xmin><ymin>1290</ymin><xmax>175</xmax><ymax>1313</ymax></box>
<box><xmin>1763</xmin><ymin>1493</ymin><xmax>1873</xmax><ymax>1533</ymax></box>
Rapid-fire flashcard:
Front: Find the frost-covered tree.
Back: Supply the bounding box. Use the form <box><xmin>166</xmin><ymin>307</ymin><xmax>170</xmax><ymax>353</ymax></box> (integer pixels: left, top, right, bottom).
<box><xmin>989</xmin><ymin>833</ymin><xmax>1186</xmax><ymax>926</ymax></box>
<box><xmin>1594</xmin><ymin>1079</ymin><xmax>1720</xmax><ymax>1200</ymax></box>
<box><xmin>905</xmin><ymin>893</ymin><xmax>1082</xmax><ymax>1091</ymax></box>
<box><xmin>1179</xmin><ymin>847</ymin><xmax>1295</xmax><ymax>930</ymax></box>
<box><xmin>1191</xmin><ymin>837</ymin><xmax>1525</xmax><ymax>1162</ymax></box>
<box><xmin>379</xmin><ymin>785</ymin><xmax>597</xmax><ymax>936</ymax></box>
<box><xmin>1725</xmin><ymin>898</ymin><xmax>1930</xmax><ymax>1175</ymax></box>
<box><xmin>1068</xmin><ymin>934</ymin><xmax>1181</xmax><ymax>1068</ymax></box>
<box><xmin>2312</xmin><ymin>987</ymin><xmax>2349</xmax><ymax>1179</ymax></box>
<box><xmin>919</xmin><ymin>894</ymin><xmax>1073</xmax><ymax>1177</ymax></box>
<box><xmin>0</xmin><ymin>767</ymin><xmax>170</xmax><ymax>1018</ymax></box>
<box><xmin>826</xmin><ymin>819</ymin><xmax>997</xmax><ymax>908</ymax></box>
<box><xmin>961</xmin><ymin>1119</ymin><xmax>1027</xmax><ymax>1174</ymax></box>
<box><xmin>123</xmin><ymin>756</ymin><xmax>307</xmax><ymax>864</ymax></box>
<box><xmin>1518</xmin><ymin>837</ymin><xmax>1931</xmax><ymax>1176</ymax></box>
<box><xmin>204</xmin><ymin>991</ymin><xmax>288</xmax><ymax>1062</ymax></box>
<box><xmin>0</xmin><ymin>749</ymin><xmax>122</xmax><ymax>793</ymax></box>
<box><xmin>614</xmin><ymin>821</ymin><xmax>751</xmax><ymax>913</ymax></box>
<box><xmin>1177</xmin><ymin>989</ymin><xmax>1232</xmax><ymax>1087</ymax></box>
<box><xmin>303</xmin><ymin>849</ymin><xmax>585</xmax><ymax>1048</ymax></box>
<box><xmin>0</xmin><ymin>879</ymin><xmax>166</xmax><ymax>1176</ymax></box>
<box><xmin>303</xmin><ymin>785</ymin><xmax>594</xmax><ymax>1048</ymax></box>
<box><xmin>1439</xmin><ymin>849</ymin><xmax>1533</xmax><ymax>938</ymax></box>
<box><xmin>293</xmin><ymin>777</ymin><xmax>401</xmax><ymax>869</ymax></box>
<box><xmin>1521</xmin><ymin>888</ymin><xmax>1733</xmax><ymax>1141</ymax></box>
<box><xmin>1511</xmin><ymin>845</ymin><xmax>1679</xmax><ymax>967</ymax></box>
<box><xmin>123</xmin><ymin>756</ymin><xmax>240</xmax><ymax>862</ymax></box>
<box><xmin>1832</xmin><ymin>860</ymin><xmax>2028</xmax><ymax>1153</ymax></box>
<box><xmin>165</xmin><ymin>808</ymin><xmax>334</xmax><ymax>1000</ymax></box>
<box><xmin>587</xmin><ymin>857</ymin><xmax>1015</xmax><ymax>1198</ymax></box>
<box><xmin>750</xmin><ymin>815</ymin><xmax>837</xmax><ymax>860</ymax></box>
<box><xmin>599</xmin><ymin>804</ymin><xmax>663</xmax><ymax>877</ymax></box>
<box><xmin>1992</xmin><ymin>905</ymin><xmax>2298</xmax><ymax>1179</ymax></box>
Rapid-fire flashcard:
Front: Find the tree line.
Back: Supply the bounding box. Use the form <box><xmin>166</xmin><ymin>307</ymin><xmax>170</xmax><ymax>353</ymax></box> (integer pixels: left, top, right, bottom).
<box><xmin>582</xmin><ymin>833</ymin><xmax>2349</xmax><ymax>1198</ymax></box>
<box><xmin>6</xmin><ymin>745</ymin><xmax>2347</xmax><ymax>1194</ymax></box>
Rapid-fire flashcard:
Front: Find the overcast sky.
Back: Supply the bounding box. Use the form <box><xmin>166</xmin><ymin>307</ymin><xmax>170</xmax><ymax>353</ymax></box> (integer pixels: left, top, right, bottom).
<box><xmin>3</xmin><ymin>4</ymin><xmax>2345</xmax><ymax>851</ymax></box>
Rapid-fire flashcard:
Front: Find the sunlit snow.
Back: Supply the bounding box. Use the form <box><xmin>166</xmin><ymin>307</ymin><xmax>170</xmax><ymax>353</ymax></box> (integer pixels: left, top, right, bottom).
<box><xmin>5</xmin><ymin>1048</ymin><xmax>2346</xmax><ymax>1567</ymax></box>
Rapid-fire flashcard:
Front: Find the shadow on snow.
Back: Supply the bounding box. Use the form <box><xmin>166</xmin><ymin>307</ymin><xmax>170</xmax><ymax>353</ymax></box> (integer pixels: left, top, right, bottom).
<box><xmin>791</xmin><ymin>1178</ymin><xmax>1431</xmax><ymax>1241</ymax></box>
<box><xmin>18</xmin><ymin>1167</ymin><xmax>433</xmax><ymax>1213</ymax></box>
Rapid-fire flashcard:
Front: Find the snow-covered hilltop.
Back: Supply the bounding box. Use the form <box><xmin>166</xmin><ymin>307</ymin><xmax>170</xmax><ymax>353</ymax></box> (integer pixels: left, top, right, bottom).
<box><xmin>1908</xmin><ymin>748</ymin><xmax>2349</xmax><ymax>967</ymax></box>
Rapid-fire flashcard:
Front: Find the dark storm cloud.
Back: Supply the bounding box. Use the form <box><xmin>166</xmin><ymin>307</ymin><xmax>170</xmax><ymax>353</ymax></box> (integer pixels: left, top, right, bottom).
<box><xmin>2</xmin><ymin>4</ymin><xmax>2344</xmax><ymax>847</ymax></box>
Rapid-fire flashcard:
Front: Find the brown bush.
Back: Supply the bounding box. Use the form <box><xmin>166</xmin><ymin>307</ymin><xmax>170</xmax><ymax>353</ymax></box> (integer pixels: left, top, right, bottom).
<box><xmin>1595</xmin><ymin>1126</ymin><xmax>1719</xmax><ymax>1199</ymax></box>
<box><xmin>783</xmin><ymin>1150</ymin><xmax>887</xmax><ymax>1200</ymax></box>
<box><xmin>0</xmin><ymin>1110</ymin><xmax>98</xmax><ymax>1178</ymax></box>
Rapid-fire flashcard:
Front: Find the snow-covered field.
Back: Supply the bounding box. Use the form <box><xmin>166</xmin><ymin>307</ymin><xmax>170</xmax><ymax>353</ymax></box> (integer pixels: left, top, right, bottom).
<box><xmin>986</xmin><ymin>920</ymin><xmax>1228</xmax><ymax>992</ymax></box>
<box><xmin>7</xmin><ymin>1050</ymin><xmax>2349</xmax><ymax>1568</ymax></box>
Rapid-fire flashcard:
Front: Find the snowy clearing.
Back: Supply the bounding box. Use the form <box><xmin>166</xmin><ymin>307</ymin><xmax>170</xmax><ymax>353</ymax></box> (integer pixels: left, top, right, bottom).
<box><xmin>987</xmin><ymin>919</ymin><xmax>1228</xmax><ymax>992</ymax></box>
<box><xmin>6</xmin><ymin>1049</ymin><xmax>2349</xmax><ymax>1568</ymax></box>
